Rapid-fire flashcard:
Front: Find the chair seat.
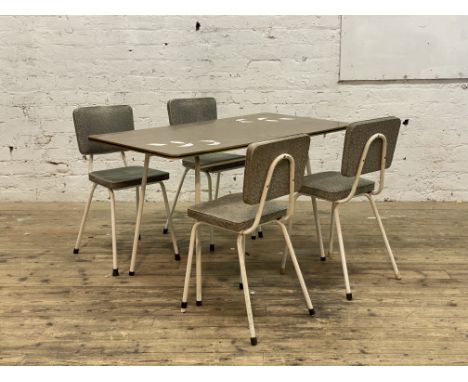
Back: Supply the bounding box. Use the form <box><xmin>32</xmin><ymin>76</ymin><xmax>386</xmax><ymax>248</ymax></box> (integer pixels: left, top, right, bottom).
<box><xmin>188</xmin><ymin>193</ymin><xmax>287</xmax><ymax>231</ymax></box>
<box><xmin>89</xmin><ymin>166</ymin><xmax>169</xmax><ymax>190</ymax></box>
<box><xmin>300</xmin><ymin>171</ymin><xmax>375</xmax><ymax>201</ymax></box>
<box><xmin>182</xmin><ymin>152</ymin><xmax>245</xmax><ymax>173</ymax></box>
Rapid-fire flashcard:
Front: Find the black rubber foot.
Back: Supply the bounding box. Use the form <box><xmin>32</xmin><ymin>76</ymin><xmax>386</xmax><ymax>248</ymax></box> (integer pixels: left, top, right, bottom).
<box><xmin>163</xmin><ymin>228</ymin><xmax>168</xmax><ymax>234</ymax></box>
<box><xmin>181</xmin><ymin>301</ymin><xmax>188</xmax><ymax>309</ymax></box>
<box><xmin>138</xmin><ymin>234</ymin><xmax>141</xmax><ymax>240</ymax></box>
<box><xmin>251</xmin><ymin>235</ymin><xmax>256</xmax><ymax>240</ymax></box>
<box><xmin>309</xmin><ymin>308</ymin><xmax>316</xmax><ymax>316</ymax></box>
<box><xmin>73</xmin><ymin>248</ymin><xmax>79</xmax><ymax>254</ymax></box>
<box><xmin>196</xmin><ymin>300</ymin><xmax>203</xmax><ymax>306</ymax></box>
<box><xmin>250</xmin><ymin>337</ymin><xmax>257</xmax><ymax>346</ymax></box>
<box><xmin>258</xmin><ymin>231</ymin><xmax>264</xmax><ymax>238</ymax></box>
<box><xmin>239</xmin><ymin>282</ymin><xmax>243</xmax><ymax>290</ymax></box>
<box><xmin>174</xmin><ymin>253</ymin><xmax>181</xmax><ymax>261</ymax></box>
<box><xmin>320</xmin><ymin>257</ymin><xmax>326</xmax><ymax>262</ymax></box>
<box><xmin>112</xmin><ymin>268</ymin><xmax>119</xmax><ymax>277</ymax></box>
<box><xmin>346</xmin><ymin>293</ymin><xmax>353</xmax><ymax>301</ymax></box>
<box><xmin>129</xmin><ymin>271</ymin><xmax>135</xmax><ymax>276</ymax></box>
<box><xmin>209</xmin><ymin>244</ymin><xmax>215</xmax><ymax>252</ymax></box>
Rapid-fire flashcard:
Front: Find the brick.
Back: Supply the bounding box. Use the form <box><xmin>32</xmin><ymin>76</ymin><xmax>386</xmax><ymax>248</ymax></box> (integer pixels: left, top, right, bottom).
<box><xmin>0</xmin><ymin>15</ymin><xmax>465</xmax><ymax>201</ymax></box>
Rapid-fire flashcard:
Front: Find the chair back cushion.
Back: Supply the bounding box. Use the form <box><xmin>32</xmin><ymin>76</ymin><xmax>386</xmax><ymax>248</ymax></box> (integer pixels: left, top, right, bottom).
<box><xmin>73</xmin><ymin>105</ymin><xmax>134</xmax><ymax>155</ymax></box>
<box><xmin>243</xmin><ymin>135</ymin><xmax>310</xmax><ymax>204</ymax></box>
<box><xmin>341</xmin><ymin>117</ymin><xmax>401</xmax><ymax>177</ymax></box>
<box><xmin>167</xmin><ymin>97</ymin><xmax>217</xmax><ymax>125</ymax></box>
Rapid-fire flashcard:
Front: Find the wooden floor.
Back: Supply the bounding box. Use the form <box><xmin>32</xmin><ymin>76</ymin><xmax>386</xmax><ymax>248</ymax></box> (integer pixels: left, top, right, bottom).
<box><xmin>0</xmin><ymin>200</ymin><xmax>467</xmax><ymax>365</ymax></box>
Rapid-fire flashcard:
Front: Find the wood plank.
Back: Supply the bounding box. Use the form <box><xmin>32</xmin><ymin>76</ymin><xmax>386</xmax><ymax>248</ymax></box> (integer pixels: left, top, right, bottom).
<box><xmin>1</xmin><ymin>201</ymin><xmax>468</xmax><ymax>365</ymax></box>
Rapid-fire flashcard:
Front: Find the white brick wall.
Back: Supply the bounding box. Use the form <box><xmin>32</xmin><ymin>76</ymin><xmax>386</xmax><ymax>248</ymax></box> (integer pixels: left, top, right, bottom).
<box><xmin>1</xmin><ymin>15</ymin><xmax>467</xmax><ymax>202</ymax></box>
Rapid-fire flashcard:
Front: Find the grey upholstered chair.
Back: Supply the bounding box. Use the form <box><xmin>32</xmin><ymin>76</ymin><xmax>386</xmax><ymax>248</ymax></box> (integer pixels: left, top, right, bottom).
<box><xmin>281</xmin><ymin>117</ymin><xmax>402</xmax><ymax>301</ymax></box>
<box><xmin>181</xmin><ymin>134</ymin><xmax>315</xmax><ymax>346</ymax></box>
<box><xmin>72</xmin><ymin>105</ymin><xmax>179</xmax><ymax>276</ymax></box>
<box><xmin>162</xmin><ymin>97</ymin><xmax>263</xmax><ymax>249</ymax></box>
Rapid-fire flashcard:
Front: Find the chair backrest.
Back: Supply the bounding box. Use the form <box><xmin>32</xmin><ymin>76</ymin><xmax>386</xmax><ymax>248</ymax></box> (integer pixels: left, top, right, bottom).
<box><xmin>167</xmin><ymin>97</ymin><xmax>217</xmax><ymax>125</ymax></box>
<box><xmin>73</xmin><ymin>105</ymin><xmax>134</xmax><ymax>155</ymax></box>
<box><xmin>243</xmin><ymin>135</ymin><xmax>310</xmax><ymax>205</ymax></box>
<box><xmin>341</xmin><ymin>117</ymin><xmax>401</xmax><ymax>177</ymax></box>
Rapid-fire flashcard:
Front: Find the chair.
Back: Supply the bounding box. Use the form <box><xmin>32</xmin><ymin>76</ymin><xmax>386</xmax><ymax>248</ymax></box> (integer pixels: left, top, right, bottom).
<box><xmin>72</xmin><ymin>105</ymin><xmax>179</xmax><ymax>276</ymax></box>
<box><xmin>281</xmin><ymin>117</ymin><xmax>402</xmax><ymax>300</ymax></box>
<box><xmin>180</xmin><ymin>134</ymin><xmax>315</xmax><ymax>346</ymax></box>
<box><xmin>162</xmin><ymin>97</ymin><xmax>263</xmax><ymax>249</ymax></box>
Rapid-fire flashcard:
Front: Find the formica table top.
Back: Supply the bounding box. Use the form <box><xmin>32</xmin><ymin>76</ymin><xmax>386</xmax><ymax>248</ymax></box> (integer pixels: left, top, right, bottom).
<box><xmin>89</xmin><ymin>113</ymin><xmax>348</xmax><ymax>159</ymax></box>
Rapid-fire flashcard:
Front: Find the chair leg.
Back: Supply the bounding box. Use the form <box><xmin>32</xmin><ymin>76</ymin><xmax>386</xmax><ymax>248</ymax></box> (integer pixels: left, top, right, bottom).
<box><xmin>236</xmin><ymin>233</ymin><xmax>257</xmax><ymax>345</ymax></box>
<box><xmin>365</xmin><ymin>194</ymin><xmax>401</xmax><ymax>280</ymax></box>
<box><xmin>311</xmin><ymin>197</ymin><xmax>326</xmax><ymax>261</ymax></box>
<box><xmin>239</xmin><ymin>235</ymin><xmax>246</xmax><ymax>290</ymax></box>
<box><xmin>195</xmin><ymin>226</ymin><xmax>203</xmax><ymax>306</ymax></box>
<box><xmin>279</xmin><ymin>193</ymin><xmax>300</xmax><ymax>273</ymax></box>
<box><xmin>328</xmin><ymin>202</ymin><xmax>336</xmax><ymax>256</ymax></box>
<box><xmin>181</xmin><ymin>223</ymin><xmax>200</xmax><ymax>312</ymax></box>
<box><xmin>73</xmin><ymin>183</ymin><xmax>97</xmax><ymax>254</ymax></box>
<box><xmin>205</xmin><ymin>171</ymin><xmax>215</xmax><ymax>252</ymax></box>
<box><xmin>277</xmin><ymin>221</ymin><xmax>315</xmax><ymax>315</ymax></box>
<box><xmin>333</xmin><ymin>205</ymin><xmax>352</xmax><ymax>300</ymax></box>
<box><xmin>159</xmin><ymin>182</ymin><xmax>180</xmax><ymax>261</ymax></box>
<box><xmin>135</xmin><ymin>186</ymin><xmax>141</xmax><ymax>240</ymax></box>
<box><xmin>257</xmin><ymin>225</ymin><xmax>264</xmax><ymax>239</ymax></box>
<box><xmin>108</xmin><ymin>189</ymin><xmax>119</xmax><ymax>277</ymax></box>
<box><xmin>214</xmin><ymin>172</ymin><xmax>221</xmax><ymax>200</ymax></box>
<box><xmin>280</xmin><ymin>216</ymin><xmax>294</xmax><ymax>274</ymax></box>
<box><xmin>251</xmin><ymin>226</ymin><xmax>264</xmax><ymax>240</ymax></box>
<box><xmin>163</xmin><ymin>167</ymin><xmax>189</xmax><ymax>234</ymax></box>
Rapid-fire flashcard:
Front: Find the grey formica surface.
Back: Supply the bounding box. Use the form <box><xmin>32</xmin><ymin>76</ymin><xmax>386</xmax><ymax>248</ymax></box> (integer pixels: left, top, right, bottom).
<box><xmin>88</xmin><ymin>113</ymin><xmax>348</xmax><ymax>159</ymax></box>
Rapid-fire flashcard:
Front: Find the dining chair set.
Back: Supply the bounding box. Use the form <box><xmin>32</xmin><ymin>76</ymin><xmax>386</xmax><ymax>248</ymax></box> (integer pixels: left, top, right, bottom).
<box><xmin>71</xmin><ymin>97</ymin><xmax>402</xmax><ymax>345</ymax></box>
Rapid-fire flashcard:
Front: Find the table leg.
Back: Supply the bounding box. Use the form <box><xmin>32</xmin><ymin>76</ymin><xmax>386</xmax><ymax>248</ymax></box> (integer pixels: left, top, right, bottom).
<box><xmin>194</xmin><ymin>156</ymin><xmax>202</xmax><ymax>285</ymax></box>
<box><xmin>129</xmin><ymin>154</ymin><xmax>150</xmax><ymax>276</ymax></box>
<box><xmin>194</xmin><ymin>156</ymin><xmax>201</xmax><ymax>204</ymax></box>
<box><xmin>306</xmin><ymin>157</ymin><xmax>312</xmax><ymax>176</ymax></box>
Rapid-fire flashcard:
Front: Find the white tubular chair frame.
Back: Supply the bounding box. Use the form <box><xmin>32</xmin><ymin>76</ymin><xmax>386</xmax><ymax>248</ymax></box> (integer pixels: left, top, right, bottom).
<box><xmin>162</xmin><ymin>168</ymin><xmax>218</xmax><ymax>249</ymax></box>
<box><xmin>73</xmin><ymin>152</ymin><xmax>179</xmax><ymax>277</ymax></box>
<box><xmin>330</xmin><ymin>133</ymin><xmax>402</xmax><ymax>300</ymax></box>
<box><xmin>335</xmin><ymin>133</ymin><xmax>388</xmax><ymax>205</ymax></box>
<box><xmin>163</xmin><ymin>167</ymin><xmax>263</xmax><ymax>247</ymax></box>
<box><xmin>282</xmin><ymin>133</ymin><xmax>400</xmax><ymax>301</ymax></box>
<box><xmin>180</xmin><ymin>153</ymin><xmax>315</xmax><ymax>346</ymax></box>
<box><xmin>280</xmin><ymin>157</ymin><xmax>326</xmax><ymax>271</ymax></box>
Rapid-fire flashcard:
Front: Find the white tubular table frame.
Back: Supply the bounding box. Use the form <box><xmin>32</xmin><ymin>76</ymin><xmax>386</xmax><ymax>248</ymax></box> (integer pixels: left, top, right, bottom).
<box><xmin>88</xmin><ymin>112</ymin><xmax>348</xmax><ymax>275</ymax></box>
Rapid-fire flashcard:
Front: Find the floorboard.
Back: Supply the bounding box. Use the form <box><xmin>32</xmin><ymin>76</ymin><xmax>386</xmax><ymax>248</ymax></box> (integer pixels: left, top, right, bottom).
<box><xmin>0</xmin><ymin>200</ymin><xmax>467</xmax><ymax>365</ymax></box>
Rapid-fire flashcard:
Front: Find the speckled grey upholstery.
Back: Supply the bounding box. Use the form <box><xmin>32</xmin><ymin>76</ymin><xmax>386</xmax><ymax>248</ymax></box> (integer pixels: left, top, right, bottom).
<box><xmin>74</xmin><ymin>105</ymin><xmax>169</xmax><ymax>190</ymax></box>
<box><xmin>181</xmin><ymin>153</ymin><xmax>246</xmax><ymax>172</ymax></box>
<box><xmin>167</xmin><ymin>97</ymin><xmax>245</xmax><ymax>172</ymax></box>
<box><xmin>300</xmin><ymin>117</ymin><xmax>400</xmax><ymax>202</ymax></box>
<box><xmin>73</xmin><ymin>105</ymin><xmax>134</xmax><ymax>155</ymax></box>
<box><xmin>341</xmin><ymin>117</ymin><xmax>401</xmax><ymax>177</ymax></box>
<box><xmin>188</xmin><ymin>193</ymin><xmax>287</xmax><ymax>231</ymax></box>
<box><xmin>89</xmin><ymin>166</ymin><xmax>169</xmax><ymax>190</ymax></box>
<box><xmin>243</xmin><ymin>135</ymin><xmax>310</xmax><ymax>205</ymax></box>
<box><xmin>167</xmin><ymin>97</ymin><xmax>217</xmax><ymax>125</ymax></box>
<box><xmin>300</xmin><ymin>171</ymin><xmax>375</xmax><ymax>201</ymax></box>
<box><xmin>187</xmin><ymin>135</ymin><xmax>309</xmax><ymax>231</ymax></box>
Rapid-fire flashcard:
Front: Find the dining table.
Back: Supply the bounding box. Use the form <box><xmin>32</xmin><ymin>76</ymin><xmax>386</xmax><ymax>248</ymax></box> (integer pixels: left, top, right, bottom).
<box><xmin>89</xmin><ymin>112</ymin><xmax>348</xmax><ymax>275</ymax></box>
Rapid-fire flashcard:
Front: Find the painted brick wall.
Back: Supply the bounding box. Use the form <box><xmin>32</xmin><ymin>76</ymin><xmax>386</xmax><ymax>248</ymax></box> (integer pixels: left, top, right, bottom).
<box><xmin>1</xmin><ymin>16</ymin><xmax>467</xmax><ymax>202</ymax></box>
